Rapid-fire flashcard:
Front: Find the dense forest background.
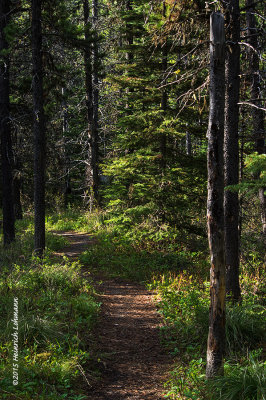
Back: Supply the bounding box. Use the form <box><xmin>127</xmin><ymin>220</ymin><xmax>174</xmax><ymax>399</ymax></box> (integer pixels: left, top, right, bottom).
<box><xmin>0</xmin><ymin>0</ymin><xmax>265</xmax><ymax>399</ymax></box>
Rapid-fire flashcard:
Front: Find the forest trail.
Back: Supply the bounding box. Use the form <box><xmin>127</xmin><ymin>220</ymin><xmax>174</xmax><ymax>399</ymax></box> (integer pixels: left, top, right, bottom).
<box><xmin>53</xmin><ymin>231</ymin><xmax>171</xmax><ymax>400</ymax></box>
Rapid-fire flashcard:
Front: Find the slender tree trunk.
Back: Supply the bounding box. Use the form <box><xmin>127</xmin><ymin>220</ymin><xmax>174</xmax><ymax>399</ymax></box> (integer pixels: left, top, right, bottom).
<box><xmin>32</xmin><ymin>0</ymin><xmax>46</xmax><ymax>255</ymax></box>
<box><xmin>83</xmin><ymin>0</ymin><xmax>95</xmax><ymax>209</ymax></box>
<box><xmin>92</xmin><ymin>0</ymin><xmax>99</xmax><ymax>204</ymax></box>
<box><xmin>161</xmin><ymin>0</ymin><xmax>167</xmax><ymax>167</ymax></box>
<box><xmin>13</xmin><ymin>159</ymin><xmax>23</xmax><ymax>220</ymax></box>
<box><xmin>246</xmin><ymin>0</ymin><xmax>265</xmax><ymax>236</ymax></box>
<box><xmin>126</xmin><ymin>0</ymin><xmax>133</xmax><ymax>64</ymax></box>
<box><xmin>62</xmin><ymin>88</ymin><xmax>70</xmax><ymax>208</ymax></box>
<box><xmin>84</xmin><ymin>0</ymin><xmax>99</xmax><ymax>209</ymax></box>
<box><xmin>206</xmin><ymin>12</ymin><xmax>226</xmax><ymax>379</ymax></box>
<box><xmin>159</xmin><ymin>0</ymin><xmax>168</xmax><ymax>223</ymax></box>
<box><xmin>0</xmin><ymin>0</ymin><xmax>15</xmax><ymax>245</ymax></box>
<box><xmin>223</xmin><ymin>0</ymin><xmax>241</xmax><ymax>302</ymax></box>
<box><xmin>125</xmin><ymin>0</ymin><xmax>133</xmax><ymax>114</ymax></box>
<box><xmin>186</xmin><ymin>131</ymin><xmax>192</xmax><ymax>156</ymax></box>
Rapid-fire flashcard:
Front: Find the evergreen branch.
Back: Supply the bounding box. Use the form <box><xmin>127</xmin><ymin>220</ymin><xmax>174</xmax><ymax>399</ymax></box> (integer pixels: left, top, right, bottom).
<box><xmin>240</xmin><ymin>0</ymin><xmax>265</xmax><ymax>11</ymax></box>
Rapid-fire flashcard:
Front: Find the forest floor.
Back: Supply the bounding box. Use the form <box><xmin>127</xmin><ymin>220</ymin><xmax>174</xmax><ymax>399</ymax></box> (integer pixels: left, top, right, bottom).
<box><xmin>54</xmin><ymin>231</ymin><xmax>171</xmax><ymax>400</ymax></box>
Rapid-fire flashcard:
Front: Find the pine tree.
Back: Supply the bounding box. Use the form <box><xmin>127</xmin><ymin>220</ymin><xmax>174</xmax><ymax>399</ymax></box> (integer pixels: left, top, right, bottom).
<box><xmin>32</xmin><ymin>0</ymin><xmax>46</xmax><ymax>255</ymax></box>
<box><xmin>223</xmin><ymin>0</ymin><xmax>241</xmax><ymax>302</ymax></box>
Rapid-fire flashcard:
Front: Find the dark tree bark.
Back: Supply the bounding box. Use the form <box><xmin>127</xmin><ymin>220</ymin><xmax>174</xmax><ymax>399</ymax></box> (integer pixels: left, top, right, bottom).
<box><xmin>246</xmin><ymin>0</ymin><xmax>265</xmax><ymax>236</ymax></box>
<box><xmin>92</xmin><ymin>0</ymin><xmax>99</xmax><ymax>204</ymax></box>
<box><xmin>206</xmin><ymin>12</ymin><xmax>226</xmax><ymax>379</ymax></box>
<box><xmin>32</xmin><ymin>0</ymin><xmax>46</xmax><ymax>255</ymax></box>
<box><xmin>84</xmin><ymin>0</ymin><xmax>99</xmax><ymax>209</ymax></box>
<box><xmin>0</xmin><ymin>0</ymin><xmax>15</xmax><ymax>245</ymax></box>
<box><xmin>126</xmin><ymin>0</ymin><xmax>133</xmax><ymax>64</ymax></box>
<box><xmin>62</xmin><ymin>88</ymin><xmax>71</xmax><ymax>208</ymax></box>
<box><xmin>13</xmin><ymin>160</ymin><xmax>23</xmax><ymax>220</ymax></box>
<box><xmin>161</xmin><ymin>0</ymin><xmax>167</xmax><ymax>167</ymax></box>
<box><xmin>186</xmin><ymin>131</ymin><xmax>192</xmax><ymax>156</ymax></box>
<box><xmin>223</xmin><ymin>0</ymin><xmax>241</xmax><ymax>302</ymax></box>
<box><xmin>83</xmin><ymin>0</ymin><xmax>94</xmax><ymax>208</ymax></box>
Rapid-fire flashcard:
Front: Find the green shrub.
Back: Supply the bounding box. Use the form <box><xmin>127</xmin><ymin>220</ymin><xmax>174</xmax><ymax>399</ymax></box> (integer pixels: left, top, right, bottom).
<box><xmin>209</xmin><ymin>352</ymin><xmax>266</xmax><ymax>400</ymax></box>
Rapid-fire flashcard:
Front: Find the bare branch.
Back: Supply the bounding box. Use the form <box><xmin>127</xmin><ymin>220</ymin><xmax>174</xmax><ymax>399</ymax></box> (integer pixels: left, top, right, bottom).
<box><xmin>238</xmin><ymin>102</ymin><xmax>266</xmax><ymax>111</ymax></box>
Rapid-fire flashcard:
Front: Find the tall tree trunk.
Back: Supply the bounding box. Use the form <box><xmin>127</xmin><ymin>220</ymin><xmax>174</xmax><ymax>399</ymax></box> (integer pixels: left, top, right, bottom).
<box><xmin>161</xmin><ymin>0</ymin><xmax>167</xmax><ymax>167</ymax></box>
<box><xmin>159</xmin><ymin>0</ymin><xmax>168</xmax><ymax>223</ymax></box>
<box><xmin>206</xmin><ymin>12</ymin><xmax>226</xmax><ymax>379</ymax></box>
<box><xmin>125</xmin><ymin>0</ymin><xmax>133</xmax><ymax>113</ymax></box>
<box><xmin>84</xmin><ymin>0</ymin><xmax>99</xmax><ymax>209</ymax></box>
<box><xmin>83</xmin><ymin>0</ymin><xmax>95</xmax><ymax>210</ymax></box>
<box><xmin>246</xmin><ymin>0</ymin><xmax>265</xmax><ymax>236</ymax></box>
<box><xmin>13</xmin><ymin>159</ymin><xmax>23</xmax><ymax>220</ymax></box>
<box><xmin>92</xmin><ymin>0</ymin><xmax>99</xmax><ymax>205</ymax></box>
<box><xmin>126</xmin><ymin>0</ymin><xmax>133</xmax><ymax>64</ymax></box>
<box><xmin>186</xmin><ymin>131</ymin><xmax>192</xmax><ymax>156</ymax></box>
<box><xmin>223</xmin><ymin>0</ymin><xmax>241</xmax><ymax>302</ymax></box>
<box><xmin>0</xmin><ymin>0</ymin><xmax>15</xmax><ymax>245</ymax></box>
<box><xmin>62</xmin><ymin>88</ymin><xmax>70</xmax><ymax>208</ymax></box>
<box><xmin>32</xmin><ymin>0</ymin><xmax>46</xmax><ymax>255</ymax></box>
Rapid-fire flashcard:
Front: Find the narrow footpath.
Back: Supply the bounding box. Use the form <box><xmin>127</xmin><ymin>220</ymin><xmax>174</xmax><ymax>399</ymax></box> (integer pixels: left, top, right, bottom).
<box><xmin>54</xmin><ymin>231</ymin><xmax>171</xmax><ymax>400</ymax></box>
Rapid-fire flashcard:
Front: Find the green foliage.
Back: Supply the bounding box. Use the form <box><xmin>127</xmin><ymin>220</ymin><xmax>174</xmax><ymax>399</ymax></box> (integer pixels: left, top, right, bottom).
<box><xmin>165</xmin><ymin>358</ymin><xmax>206</xmax><ymax>400</ymax></box>
<box><xmin>0</xmin><ymin>214</ymin><xmax>100</xmax><ymax>399</ymax></box>
<box><xmin>208</xmin><ymin>351</ymin><xmax>266</xmax><ymax>400</ymax></box>
<box><xmin>45</xmin><ymin>209</ymin><xmax>103</xmax><ymax>233</ymax></box>
<box><xmin>151</xmin><ymin>269</ymin><xmax>265</xmax><ymax>399</ymax></box>
<box><xmin>0</xmin><ymin>259</ymin><xmax>100</xmax><ymax>400</ymax></box>
<box><xmin>226</xmin><ymin>153</ymin><xmax>266</xmax><ymax>195</ymax></box>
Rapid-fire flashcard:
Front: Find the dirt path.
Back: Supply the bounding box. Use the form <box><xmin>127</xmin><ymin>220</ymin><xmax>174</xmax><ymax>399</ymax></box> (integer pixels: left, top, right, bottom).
<box><xmin>54</xmin><ymin>231</ymin><xmax>171</xmax><ymax>400</ymax></box>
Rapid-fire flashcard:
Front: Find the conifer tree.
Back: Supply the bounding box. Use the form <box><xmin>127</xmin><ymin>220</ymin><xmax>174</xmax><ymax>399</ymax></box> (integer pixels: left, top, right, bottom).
<box><xmin>32</xmin><ymin>0</ymin><xmax>46</xmax><ymax>255</ymax></box>
<box><xmin>206</xmin><ymin>11</ymin><xmax>226</xmax><ymax>379</ymax></box>
<box><xmin>246</xmin><ymin>0</ymin><xmax>265</xmax><ymax>236</ymax></box>
<box><xmin>223</xmin><ymin>0</ymin><xmax>241</xmax><ymax>302</ymax></box>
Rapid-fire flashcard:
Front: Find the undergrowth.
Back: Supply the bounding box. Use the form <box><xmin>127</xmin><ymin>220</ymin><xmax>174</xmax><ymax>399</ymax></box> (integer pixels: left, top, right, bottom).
<box><xmin>75</xmin><ymin>209</ymin><xmax>265</xmax><ymax>400</ymax></box>
<box><xmin>0</xmin><ymin>213</ymin><xmax>101</xmax><ymax>400</ymax></box>
<box><xmin>0</xmin><ymin>209</ymin><xmax>265</xmax><ymax>399</ymax></box>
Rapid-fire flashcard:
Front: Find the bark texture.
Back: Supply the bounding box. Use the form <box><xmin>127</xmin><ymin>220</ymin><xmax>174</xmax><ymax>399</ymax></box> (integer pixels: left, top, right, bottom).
<box><xmin>32</xmin><ymin>0</ymin><xmax>46</xmax><ymax>255</ymax></box>
<box><xmin>161</xmin><ymin>0</ymin><xmax>167</xmax><ymax>168</ymax></box>
<box><xmin>224</xmin><ymin>0</ymin><xmax>241</xmax><ymax>301</ymax></box>
<box><xmin>83</xmin><ymin>0</ymin><xmax>95</xmax><ymax>208</ymax></box>
<box><xmin>84</xmin><ymin>0</ymin><xmax>99</xmax><ymax>208</ymax></box>
<box><xmin>246</xmin><ymin>0</ymin><xmax>265</xmax><ymax>236</ymax></box>
<box><xmin>206</xmin><ymin>12</ymin><xmax>226</xmax><ymax>379</ymax></box>
<box><xmin>0</xmin><ymin>0</ymin><xmax>15</xmax><ymax>244</ymax></box>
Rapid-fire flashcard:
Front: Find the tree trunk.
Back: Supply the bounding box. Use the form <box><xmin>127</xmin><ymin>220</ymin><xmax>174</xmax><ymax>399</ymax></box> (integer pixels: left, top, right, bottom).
<box><xmin>62</xmin><ymin>88</ymin><xmax>70</xmax><ymax>208</ymax></box>
<box><xmin>246</xmin><ymin>0</ymin><xmax>265</xmax><ymax>236</ymax></box>
<box><xmin>223</xmin><ymin>0</ymin><xmax>241</xmax><ymax>302</ymax></box>
<box><xmin>186</xmin><ymin>131</ymin><xmax>192</xmax><ymax>156</ymax></box>
<box><xmin>161</xmin><ymin>0</ymin><xmax>167</xmax><ymax>167</ymax></box>
<box><xmin>84</xmin><ymin>0</ymin><xmax>99</xmax><ymax>209</ymax></box>
<box><xmin>83</xmin><ymin>0</ymin><xmax>95</xmax><ymax>209</ymax></box>
<box><xmin>126</xmin><ymin>0</ymin><xmax>133</xmax><ymax>64</ymax></box>
<box><xmin>13</xmin><ymin>159</ymin><xmax>23</xmax><ymax>220</ymax></box>
<box><xmin>0</xmin><ymin>0</ymin><xmax>15</xmax><ymax>245</ymax></box>
<box><xmin>206</xmin><ymin>12</ymin><xmax>226</xmax><ymax>379</ymax></box>
<box><xmin>92</xmin><ymin>0</ymin><xmax>99</xmax><ymax>205</ymax></box>
<box><xmin>32</xmin><ymin>0</ymin><xmax>46</xmax><ymax>255</ymax></box>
